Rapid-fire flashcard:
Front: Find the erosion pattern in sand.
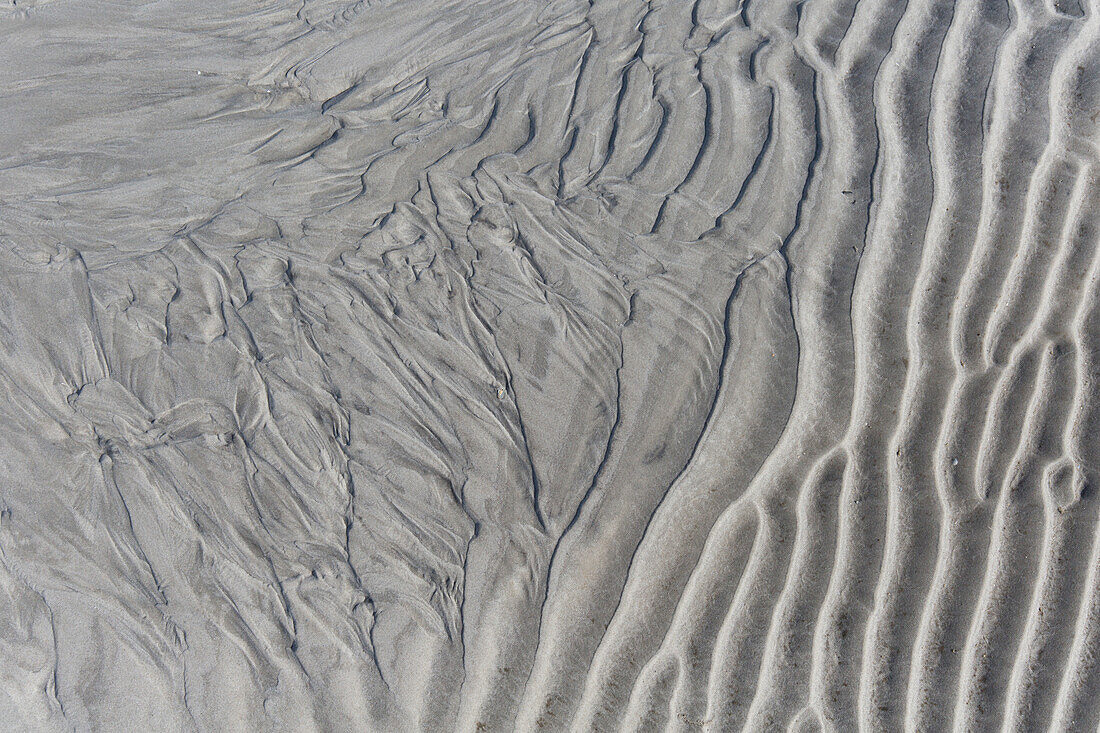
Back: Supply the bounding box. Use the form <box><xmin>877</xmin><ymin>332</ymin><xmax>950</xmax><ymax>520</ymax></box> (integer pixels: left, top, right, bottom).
<box><xmin>2</xmin><ymin>0</ymin><xmax>1099</xmax><ymax>730</ymax></box>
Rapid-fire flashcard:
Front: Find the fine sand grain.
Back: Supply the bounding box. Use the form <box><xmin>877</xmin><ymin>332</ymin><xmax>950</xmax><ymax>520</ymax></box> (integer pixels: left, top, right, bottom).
<box><xmin>1</xmin><ymin>0</ymin><xmax>1099</xmax><ymax>730</ymax></box>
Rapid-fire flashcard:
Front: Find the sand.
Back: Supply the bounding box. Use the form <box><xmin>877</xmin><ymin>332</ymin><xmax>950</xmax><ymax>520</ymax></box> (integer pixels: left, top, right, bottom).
<box><xmin>1</xmin><ymin>0</ymin><xmax>1098</xmax><ymax>730</ymax></box>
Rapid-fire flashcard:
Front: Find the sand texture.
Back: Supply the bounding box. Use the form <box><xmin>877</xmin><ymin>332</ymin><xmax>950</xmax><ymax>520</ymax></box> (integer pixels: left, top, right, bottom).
<box><xmin>2</xmin><ymin>0</ymin><xmax>1100</xmax><ymax>730</ymax></box>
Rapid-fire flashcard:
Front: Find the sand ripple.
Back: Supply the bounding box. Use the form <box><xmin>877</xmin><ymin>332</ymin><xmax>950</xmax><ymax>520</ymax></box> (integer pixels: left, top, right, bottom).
<box><xmin>1</xmin><ymin>0</ymin><xmax>1098</xmax><ymax>729</ymax></box>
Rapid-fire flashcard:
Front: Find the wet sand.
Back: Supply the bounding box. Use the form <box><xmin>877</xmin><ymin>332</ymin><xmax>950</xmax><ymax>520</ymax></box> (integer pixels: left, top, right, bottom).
<box><xmin>1</xmin><ymin>0</ymin><xmax>1099</xmax><ymax>730</ymax></box>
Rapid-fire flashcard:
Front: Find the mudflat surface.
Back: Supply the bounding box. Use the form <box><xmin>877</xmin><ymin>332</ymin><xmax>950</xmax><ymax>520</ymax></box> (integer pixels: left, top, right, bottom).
<box><xmin>2</xmin><ymin>0</ymin><xmax>1099</xmax><ymax>730</ymax></box>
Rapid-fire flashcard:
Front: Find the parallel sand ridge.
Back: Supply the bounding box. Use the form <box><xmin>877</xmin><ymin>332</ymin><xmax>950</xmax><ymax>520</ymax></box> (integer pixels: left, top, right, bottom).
<box><xmin>1</xmin><ymin>0</ymin><xmax>1099</xmax><ymax>729</ymax></box>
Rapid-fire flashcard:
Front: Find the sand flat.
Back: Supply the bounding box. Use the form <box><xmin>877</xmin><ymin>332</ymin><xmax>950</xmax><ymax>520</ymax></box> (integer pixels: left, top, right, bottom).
<box><xmin>1</xmin><ymin>0</ymin><xmax>1099</xmax><ymax>730</ymax></box>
